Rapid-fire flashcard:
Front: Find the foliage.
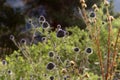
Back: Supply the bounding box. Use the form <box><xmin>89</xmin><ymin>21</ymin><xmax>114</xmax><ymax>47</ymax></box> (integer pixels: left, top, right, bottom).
<box><xmin>0</xmin><ymin>0</ymin><xmax>120</xmax><ymax>80</ymax></box>
<box><xmin>0</xmin><ymin>22</ymin><xmax>119</xmax><ymax>79</ymax></box>
<box><xmin>0</xmin><ymin>26</ymin><xmax>103</xmax><ymax>80</ymax></box>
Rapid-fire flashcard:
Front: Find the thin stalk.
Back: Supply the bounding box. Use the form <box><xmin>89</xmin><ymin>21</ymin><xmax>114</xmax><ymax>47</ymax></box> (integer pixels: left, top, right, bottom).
<box><xmin>96</xmin><ymin>35</ymin><xmax>105</xmax><ymax>80</ymax></box>
<box><xmin>106</xmin><ymin>7</ymin><xmax>112</xmax><ymax>80</ymax></box>
<box><xmin>93</xmin><ymin>20</ymin><xmax>105</xmax><ymax>80</ymax></box>
<box><xmin>110</xmin><ymin>28</ymin><xmax>120</xmax><ymax>79</ymax></box>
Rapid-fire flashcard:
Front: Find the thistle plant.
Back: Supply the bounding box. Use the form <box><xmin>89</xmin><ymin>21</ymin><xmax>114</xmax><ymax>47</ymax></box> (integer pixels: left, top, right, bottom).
<box><xmin>0</xmin><ymin>0</ymin><xmax>119</xmax><ymax>80</ymax></box>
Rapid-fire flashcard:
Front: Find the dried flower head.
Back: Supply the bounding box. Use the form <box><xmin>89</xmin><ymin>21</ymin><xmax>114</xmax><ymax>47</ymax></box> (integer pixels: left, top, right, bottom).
<box><xmin>82</xmin><ymin>3</ymin><xmax>87</xmax><ymax>8</ymax></box>
<box><xmin>48</xmin><ymin>51</ymin><xmax>54</xmax><ymax>57</ymax></box>
<box><xmin>56</xmin><ymin>29</ymin><xmax>66</xmax><ymax>38</ymax></box>
<box><xmin>41</xmin><ymin>37</ymin><xmax>46</xmax><ymax>42</ymax></box>
<box><xmin>57</xmin><ymin>24</ymin><xmax>61</xmax><ymax>29</ymax></box>
<box><xmin>44</xmin><ymin>74</ymin><xmax>47</xmax><ymax>77</ymax></box>
<box><xmin>46</xmin><ymin>62</ymin><xmax>56</xmax><ymax>70</ymax></box>
<box><xmin>102</xmin><ymin>21</ymin><xmax>105</xmax><ymax>25</ymax></box>
<box><xmin>104</xmin><ymin>1</ymin><xmax>109</xmax><ymax>6</ymax></box>
<box><xmin>42</xmin><ymin>21</ymin><xmax>50</xmax><ymax>29</ymax></box>
<box><xmin>56</xmin><ymin>56</ymin><xmax>60</xmax><ymax>60</ymax></box>
<box><xmin>28</xmin><ymin>19</ymin><xmax>32</xmax><ymax>24</ymax></box>
<box><xmin>10</xmin><ymin>35</ymin><xmax>15</xmax><ymax>41</ymax></box>
<box><xmin>70</xmin><ymin>61</ymin><xmax>76</xmax><ymax>66</ymax></box>
<box><xmin>80</xmin><ymin>0</ymin><xmax>85</xmax><ymax>3</ymax></box>
<box><xmin>50</xmin><ymin>76</ymin><xmax>54</xmax><ymax>80</ymax></box>
<box><xmin>39</xmin><ymin>15</ymin><xmax>46</xmax><ymax>23</ymax></box>
<box><xmin>2</xmin><ymin>60</ymin><xmax>7</xmax><ymax>65</ymax></box>
<box><xmin>111</xmin><ymin>41</ymin><xmax>115</xmax><ymax>47</ymax></box>
<box><xmin>61</xmin><ymin>68</ymin><xmax>67</xmax><ymax>74</ymax></box>
<box><xmin>89</xmin><ymin>11</ymin><xmax>96</xmax><ymax>18</ymax></box>
<box><xmin>92</xmin><ymin>4</ymin><xmax>98</xmax><ymax>9</ymax></box>
<box><xmin>8</xmin><ymin>70</ymin><xmax>12</xmax><ymax>75</ymax></box>
<box><xmin>107</xmin><ymin>16</ymin><xmax>114</xmax><ymax>21</ymax></box>
<box><xmin>85</xmin><ymin>47</ymin><xmax>93</xmax><ymax>54</ymax></box>
<box><xmin>73</xmin><ymin>47</ymin><xmax>80</xmax><ymax>52</ymax></box>
<box><xmin>20</xmin><ymin>39</ymin><xmax>26</xmax><ymax>44</ymax></box>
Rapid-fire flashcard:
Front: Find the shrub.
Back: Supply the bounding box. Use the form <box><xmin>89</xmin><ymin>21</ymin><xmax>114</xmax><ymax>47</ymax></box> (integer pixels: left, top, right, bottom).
<box><xmin>0</xmin><ymin>0</ymin><xmax>120</xmax><ymax>80</ymax></box>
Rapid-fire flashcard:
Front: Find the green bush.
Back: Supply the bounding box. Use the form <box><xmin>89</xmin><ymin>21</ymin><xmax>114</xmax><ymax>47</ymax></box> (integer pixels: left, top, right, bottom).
<box><xmin>0</xmin><ymin>26</ymin><xmax>103</xmax><ymax>80</ymax></box>
<box><xmin>0</xmin><ymin>0</ymin><xmax>120</xmax><ymax>80</ymax></box>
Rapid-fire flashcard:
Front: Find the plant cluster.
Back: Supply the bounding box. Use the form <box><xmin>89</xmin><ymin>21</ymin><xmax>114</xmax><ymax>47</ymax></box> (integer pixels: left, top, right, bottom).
<box><xmin>0</xmin><ymin>0</ymin><xmax>120</xmax><ymax>80</ymax></box>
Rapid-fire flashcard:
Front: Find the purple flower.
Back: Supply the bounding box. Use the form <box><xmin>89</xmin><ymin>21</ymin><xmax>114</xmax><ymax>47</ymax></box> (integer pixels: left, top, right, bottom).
<box><xmin>56</xmin><ymin>29</ymin><xmax>66</xmax><ymax>38</ymax></box>
<box><xmin>46</xmin><ymin>62</ymin><xmax>56</xmax><ymax>70</ymax></box>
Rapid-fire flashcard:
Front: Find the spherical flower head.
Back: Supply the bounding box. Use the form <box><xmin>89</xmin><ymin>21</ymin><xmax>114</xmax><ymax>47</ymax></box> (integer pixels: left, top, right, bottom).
<box><xmin>28</xmin><ymin>19</ymin><xmax>32</xmax><ymax>24</ymax></box>
<box><xmin>61</xmin><ymin>68</ymin><xmax>67</xmax><ymax>74</ymax></box>
<box><xmin>10</xmin><ymin>35</ymin><xmax>15</xmax><ymax>41</ymax></box>
<box><xmin>85</xmin><ymin>47</ymin><xmax>93</xmax><ymax>54</ymax></box>
<box><xmin>46</xmin><ymin>62</ymin><xmax>56</xmax><ymax>70</ymax></box>
<box><xmin>73</xmin><ymin>47</ymin><xmax>80</xmax><ymax>52</ymax></box>
<box><xmin>70</xmin><ymin>61</ymin><xmax>75</xmax><ymax>66</ymax></box>
<box><xmin>107</xmin><ymin>16</ymin><xmax>114</xmax><ymax>21</ymax></box>
<box><xmin>64</xmin><ymin>77</ymin><xmax>67</xmax><ymax>80</ymax></box>
<box><xmin>20</xmin><ymin>38</ymin><xmax>26</xmax><ymax>44</ymax></box>
<box><xmin>56</xmin><ymin>29</ymin><xmax>66</xmax><ymax>38</ymax></box>
<box><xmin>92</xmin><ymin>4</ymin><xmax>98</xmax><ymax>10</ymax></box>
<box><xmin>57</xmin><ymin>24</ymin><xmax>61</xmax><ymax>29</ymax></box>
<box><xmin>41</xmin><ymin>37</ymin><xmax>46</xmax><ymax>42</ymax></box>
<box><xmin>39</xmin><ymin>15</ymin><xmax>46</xmax><ymax>23</ymax></box>
<box><xmin>89</xmin><ymin>11</ymin><xmax>96</xmax><ymax>18</ymax></box>
<box><xmin>44</xmin><ymin>74</ymin><xmax>47</xmax><ymax>77</ymax></box>
<box><xmin>50</xmin><ymin>76</ymin><xmax>54</xmax><ymax>80</ymax></box>
<box><xmin>80</xmin><ymin>0</ymin><xmax>85</xmax><ymax>3</ymax></box>
<box><xmin>82</xmin><ymin>3</ymin><xmax>87</xmax><ymax>8</ymax></box>
<box><xmin>42</xmin><ymin>21</ymin><xmax>50</xmax><ymax>29</ymax></box>
<box><xmin>48</xmin><ymin>51</ymin><xmax>54</xmax><ymax>57</ymax></box>
<box><xmin>102</xmin><ymin>21</ymin><xmax>105</xmax><ymax>25</ymax></box>
<box><xmin>56</xmin><ymin>56</ymin><xmax>60</xmax><ymax>60</ymax></box>
<box><xmin>104</xmin><ymin>1</ymin><xmax>109</xmax><ymax>6</ymax></box>
<box><xmin>8</xmin><ymin>70</ymin><xmax>12</xmax><ymax>75</ymax></box>
<box><xmin>2</xmin><ymin>60</ymin><xmax>7</xmax><ymax>65</ymax></box>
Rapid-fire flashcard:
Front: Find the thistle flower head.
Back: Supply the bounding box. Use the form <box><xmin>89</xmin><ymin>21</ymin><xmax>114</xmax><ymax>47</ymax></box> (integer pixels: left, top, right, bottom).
<box><xmin>61</xmin><ymin>68</ymin><xmax>67</xmax><ymax>74</ymax></box>
<box><xmin>104</xmin><ymin>1</ymin><xmax>109</xmax><ymax>6</ymax></box>
<box><xmin>41</xmin><ymin>37</ymin><xmax>46</xmax><ymax>42</ymax></box>
<box><xmin>42</xmin><ymin>21</ymin><xmax>50</xmax><ymax>29</ymax></box>
<box><xmin>57</xmin><ymin>24</ymin><xmax>61</xmax><ymax>29</ymax></box>
<box><xmin>46</xmin><ymin>62</ymin><xmax>56</xmax><ymax>70</ymax></box>
<box><xmin>70</xmin><ymin>61</ymin><xmax>76</xmax><ymax>66</ymax></box>
<box><xmin>48</xmin><ymin>51</ymin><xmax>54</xmax><ymax>57</ymax></box>
<box><xmin>107</xmin><ymin>16</ymin><xmax>114</xmax><ymax>21</ymax></box>
<box><xmin>20</xmin><ymin>38</ymin><xmax>26</xmax><ymax>44</ymax></box>
<box><xmin>28</xmin><ymin>18</ymin><xmax>32</xmax><ymax>24</ymax></box>
<box><xmin>39</xmin><ymin>15</ymin><xmax>46</xmax><ymax>23</ymax></box>
<box><xmin>10</xmin><ymin>35</ymin><xmax>15</xmax><ymax>41</ymax></box>
<box><xmin>50</xmin><ymin>76</ymin><xmax>54</xmax><ymax>80</ymax></box>
<box><xmin>73</xmin><ymin>47</ymin><xmax>80</xmax><ymax>52</ymax></box>
<box><xmin>2</xmin><ymin>60</ymin><xmax>7</xmax><ymax>65</ymax></box>
<box><xmin>92</xmin><ymin>4</ymin><xmax>98</xmax><ymax>9</ymax></box>
<box><xmin>85</xmin><ymin>47</ymin><xmax>93</xmax><ymax>54</ymax></box>
<box><xmin>80</xmin><ymin>0</ymin><xmax>85</xmax><ymax>3</ymax></box>
<box><xmin>82</xmin><ymin>3</ymin><xmax>87</xmax><ymax>8</ymax></box>
<box><xmin>56</xmin><ymin>29</ymin><xmax>66</xmax><ymax>38</ymax></box>
<box><xmin>89</xmin><ymin>11</ymin><xmax>96</xmax><ymax>18</ymax></box>
<box><xmin>8</xmin><ymin>70</ymin><xmax>12</xmax><ymax>75</ymax></box>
